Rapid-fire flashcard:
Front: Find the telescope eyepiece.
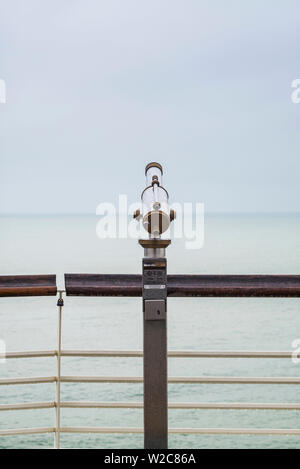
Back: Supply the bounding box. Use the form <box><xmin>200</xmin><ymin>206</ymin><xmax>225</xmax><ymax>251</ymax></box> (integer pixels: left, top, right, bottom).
<box><xmin>145</xmin><ymin>162</ymin><xmax>163</xmax><ymax>175</ymax></box>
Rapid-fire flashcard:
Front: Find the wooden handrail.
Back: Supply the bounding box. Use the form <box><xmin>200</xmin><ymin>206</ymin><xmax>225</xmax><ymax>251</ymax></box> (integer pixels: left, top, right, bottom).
<box><xmin>65</xmin><ymin>274</ymin><xmax>300</xmax><ymax>297</ymax></box>
<box><xmin>1</xmin><ymin>273</ymin><xmax>299</xmax><ymax>297</ymax></box>
<box><xmin>0</xmin><ymin>275</ymin><xmax>57</xmax><ymax>297</ymax></box>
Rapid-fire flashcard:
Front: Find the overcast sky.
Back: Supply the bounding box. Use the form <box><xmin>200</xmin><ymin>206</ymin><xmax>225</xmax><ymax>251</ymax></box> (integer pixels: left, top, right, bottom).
<box><xmin>0</xmin><ymin>0</ymin><xmax>299</xmax><ymax>214</ymax></box>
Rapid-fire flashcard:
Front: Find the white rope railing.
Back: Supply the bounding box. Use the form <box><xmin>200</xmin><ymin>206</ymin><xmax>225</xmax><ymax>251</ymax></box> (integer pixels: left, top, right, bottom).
<box><xmin>0</xmin><ymin>377</ymin><xmax>57</xmax><ymax>385</ymax></box>
<box><xmin>6</xmin><ymin>351</ymin><xmax>57</xmax><ymax>359</ymax></box>
<box><xmin>5</xmin><ymin>350</ymin><xmax>294</xmax><ymax>359</ymax></box>
<box><xmin>2</xmin><ymin>376</ymin><xmax>300</xmax><ymax>385</ymax></box>
<box><xmin>1</xmin><ymin>427</ymin><xmax>300</xmax><ymax>437</ymax></box>
<box><xmin>0</xmin><ymin>427</ymin><xmax>55</xmax><ymax>436</ymax></box>
<box><xmin>0</xmin><ymin>402</ymin><xmax>55</xmax><ymax>411</ymax></box>
<box><xmin>1</xmin><ymin>401</ymin><xmax>300</xmax><ymax>411</ymax></box>
<box><xmin>60</xmin><ymin>427</ymin><xmax>300</xmax><ymax>435</ymax></box>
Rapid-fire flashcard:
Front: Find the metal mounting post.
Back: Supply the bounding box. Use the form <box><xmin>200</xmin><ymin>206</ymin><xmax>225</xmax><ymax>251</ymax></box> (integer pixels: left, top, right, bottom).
<box><xmin>140</xmin><ymin>239</ymin><xmax>170</xmax><ymax>449</ymax></box>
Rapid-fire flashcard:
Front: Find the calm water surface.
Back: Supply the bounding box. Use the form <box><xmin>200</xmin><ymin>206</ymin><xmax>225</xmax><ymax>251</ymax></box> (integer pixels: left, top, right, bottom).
<box><xmin>0</xmin><ymin>214</ymin><xmax>300</xmax><ymax>448</ymax></box>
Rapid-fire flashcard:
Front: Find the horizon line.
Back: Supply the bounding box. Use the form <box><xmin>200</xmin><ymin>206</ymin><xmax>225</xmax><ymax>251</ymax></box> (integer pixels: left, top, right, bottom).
<box><xmin>0</xmin><ymin>211</ymin><xmax>300</xmax><ymax>217</ymax></box>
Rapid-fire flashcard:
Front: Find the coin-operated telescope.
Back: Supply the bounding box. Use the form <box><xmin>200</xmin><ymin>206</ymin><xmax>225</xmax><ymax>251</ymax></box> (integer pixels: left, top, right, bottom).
<box><xmin>135</xmin><ymin>163</ymin><xmax>175</xmax><ymax>450</ymax></box>
<box><xmin>134</xmin><ymin>162</ymin><xmax>175</xmax><ymax>238</ymax></box>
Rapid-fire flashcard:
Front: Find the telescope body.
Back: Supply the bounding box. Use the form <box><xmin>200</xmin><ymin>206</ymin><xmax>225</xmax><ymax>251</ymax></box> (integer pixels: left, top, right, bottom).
<box><xmin>141</xmin><ymin>163</ymin><xmax>171</xmax><ymax>237</ymax></box>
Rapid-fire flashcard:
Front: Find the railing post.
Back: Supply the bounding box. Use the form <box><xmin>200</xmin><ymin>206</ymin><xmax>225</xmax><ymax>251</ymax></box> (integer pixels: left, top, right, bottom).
<box><xmin>54</xmin><ymin>290</ymin><xmax>64</xmax><ymax>449</ymax></box>
<box><xmin>140</xmin><ymin>239</ymin><xmax>170</xmax><ymax>449</ymax></box>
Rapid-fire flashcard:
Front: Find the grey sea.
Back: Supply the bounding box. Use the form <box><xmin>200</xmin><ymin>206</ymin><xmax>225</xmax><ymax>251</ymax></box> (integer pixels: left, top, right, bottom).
<box><xmin>0</xmin><ymin>213</ymin><xmax>300</xmax><ymax>449</ymax></box>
